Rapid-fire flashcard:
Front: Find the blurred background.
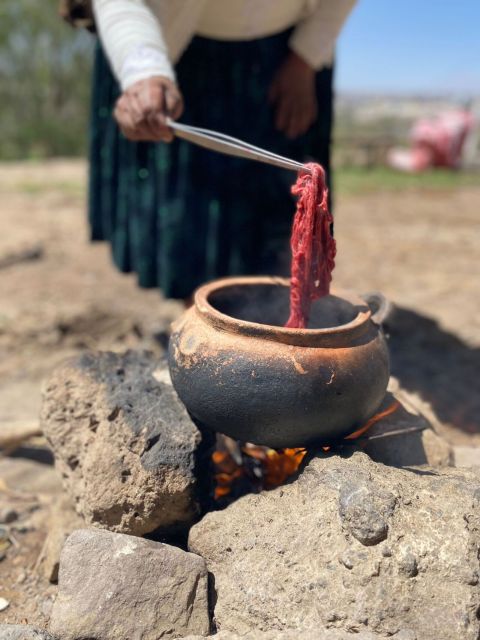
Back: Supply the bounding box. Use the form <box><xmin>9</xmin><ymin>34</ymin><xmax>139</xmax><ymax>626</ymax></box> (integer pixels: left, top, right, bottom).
<box><xmin>0</xmin><ymin>0</ymin><xmax>479</xmax><ymax>623</ymax></box>
<box><xmin>0</xmin><ymin>0</ymin><xmax>479</xmax><ymax>452</ymax></box>
<box><xmin>2</xmin><ymin>1</ymin><xmax>479</xmax><ymax>167</ymax></box>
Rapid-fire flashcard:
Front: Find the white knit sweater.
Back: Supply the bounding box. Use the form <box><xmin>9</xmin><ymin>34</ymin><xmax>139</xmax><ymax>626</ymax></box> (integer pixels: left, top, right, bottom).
<box><xmin>92</xmin><ymin>0</ymin><xmax>356</xmax><ymax>90</ymax></box>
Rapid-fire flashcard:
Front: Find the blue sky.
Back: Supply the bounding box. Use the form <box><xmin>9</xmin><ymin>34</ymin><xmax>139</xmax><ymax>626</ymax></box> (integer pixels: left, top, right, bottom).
<box><xmin>335</xmin><ymin>0</ymin><xmax>480</xmax><ymax>95</ymax></box>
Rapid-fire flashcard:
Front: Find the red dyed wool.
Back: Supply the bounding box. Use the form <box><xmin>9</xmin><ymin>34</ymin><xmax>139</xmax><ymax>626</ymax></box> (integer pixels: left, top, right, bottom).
<box><xmin>285</xmin><ymin>163</ymin><xmax>336</xmax><ymax>329</ymax></box>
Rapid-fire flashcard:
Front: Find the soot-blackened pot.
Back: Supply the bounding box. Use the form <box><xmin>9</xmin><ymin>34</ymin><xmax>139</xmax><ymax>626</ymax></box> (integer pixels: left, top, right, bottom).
<box><xmin>168</xmin><ymin>276</ymin><xmax>390</xmax><ymax>449</ymax></box>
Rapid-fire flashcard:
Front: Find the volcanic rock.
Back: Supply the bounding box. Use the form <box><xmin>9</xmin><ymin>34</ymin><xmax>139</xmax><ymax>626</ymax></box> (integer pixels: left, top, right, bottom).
<box><xmin>0</xmin><ymin>508</ymin><xmax>18</xmax><ymax>524</ymax></box>
<box><xmin>359</xmin><ymin>382</ymin><xmax>452</xmax><ymax>468</ymax></box>
<box><xmin>35</xmin><ymin>495</ymin><xmax>85</xmax><ymax>583</ymax></box>
<box><xmin>184</xmin><ymin>631</ymin><xmax>387</xmax><ymax>639</ymax></box>
<box><xmin>189</xmin><ymin>451</ymin><xmax>480</xmax><ymax>640</ymax></box>
<box><xmin>41</xmin><ymin>351</ymin><xmax>210</xmax><ymax>535</ymax></box>
<box><xmin>0</xmin><ymin>625</ymin><xmax>56</xmax><ymax>640</ymax></box>
<box><xmin>454</xmin><ymin>445</ymin><xmax>480</xmax><ymax>468</ymax></box>
<box><xmin>49</xmin><ymin>528</ymin><xmax>210</xmax><ymax>640</ymax></box>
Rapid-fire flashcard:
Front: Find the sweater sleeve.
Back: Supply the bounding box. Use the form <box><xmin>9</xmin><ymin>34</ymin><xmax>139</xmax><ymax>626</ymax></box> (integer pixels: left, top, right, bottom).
<box><xmin>92</xmin><ymin>0</ymin><xmax>175</xmax><ymax>90</ymax></box>
<box><xmin>289</xmin><ymin>0</ymin><xmax>357</xmax><ymax>70</ymax></box>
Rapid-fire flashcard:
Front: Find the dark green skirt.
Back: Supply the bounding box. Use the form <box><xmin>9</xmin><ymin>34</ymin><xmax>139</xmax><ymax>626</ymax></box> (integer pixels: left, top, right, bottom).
<box><xmin>89</xmin><ymin>31</ymin><xmax>333</xmax><ymax>299</ymax></box>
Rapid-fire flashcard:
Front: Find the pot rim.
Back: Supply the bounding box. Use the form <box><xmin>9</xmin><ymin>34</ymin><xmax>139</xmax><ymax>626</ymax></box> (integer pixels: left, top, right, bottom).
<box><xmin>194</xmin><ymin>276</ymin><xmax>372</xmax><ymax>347</ymax></box>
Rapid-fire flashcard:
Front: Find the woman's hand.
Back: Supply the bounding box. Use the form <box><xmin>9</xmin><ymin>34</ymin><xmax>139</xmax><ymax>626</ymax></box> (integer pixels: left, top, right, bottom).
<box><xmin>114</xmin><ymin>76</ymin><xmax>184</xmax><ymax>142</ymax></box>
<box><xmin>268</xmin><ymin>52</ymin><xmax>317</xmax><ymax>139</ymax></box>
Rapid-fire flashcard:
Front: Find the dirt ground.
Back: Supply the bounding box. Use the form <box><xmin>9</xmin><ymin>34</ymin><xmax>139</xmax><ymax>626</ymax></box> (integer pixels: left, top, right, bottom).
<box><xmin>0</xmin><ymin>159</ymin><xmax>479</xmax><ymax>626</ymax></box>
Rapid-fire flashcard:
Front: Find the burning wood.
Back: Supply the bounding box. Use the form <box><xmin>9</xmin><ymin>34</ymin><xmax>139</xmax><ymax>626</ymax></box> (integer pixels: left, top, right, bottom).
<box><xmin>213</xmin><ymin>401</ymin><xmax>402</xmax><ymax>501</ymax></box>
<box><xmin>213</xmin><ymin>443</ymin><xmax>306</xmax><ymax>501</ymax></box>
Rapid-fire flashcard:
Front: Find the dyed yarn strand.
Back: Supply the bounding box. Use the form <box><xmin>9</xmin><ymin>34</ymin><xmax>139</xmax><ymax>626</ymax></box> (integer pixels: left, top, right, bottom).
<box><xmin>285</xmin><ymin>163</ymin><xmax>336</xmax><ymax>329</ymax></box>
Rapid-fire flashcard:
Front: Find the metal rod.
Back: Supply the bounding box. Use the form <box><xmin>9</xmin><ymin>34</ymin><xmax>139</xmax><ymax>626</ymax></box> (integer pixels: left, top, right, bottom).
<box><xmin>168</xmin><ymin>119</ymin><xmax>310</xmax><ymax>174</ymax></box>
<box><xmin>359</xmin><ymin>425</ymin><xmax>426</xmax><ymax>442</ymax></box>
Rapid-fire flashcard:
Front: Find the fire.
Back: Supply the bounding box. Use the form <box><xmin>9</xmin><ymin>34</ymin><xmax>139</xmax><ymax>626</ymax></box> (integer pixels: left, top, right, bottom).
<box><xmin>213</xmin><ymin>401</ymin><xmax>400</xmax><ymax>501</ymax></box>
<box><xmin>243</xmin><ymin>445</ymin><xmax>306</xmax><ymax>489</ymax></box>
<box><xmin>213</xmin><ymin>444</ymin><xmax>306</xmax><ymax>500</ymax></box>
<box><xmin>212</xmin><ymin>449</ymin><xmax>244</xmax><ymax>498</ymax></box>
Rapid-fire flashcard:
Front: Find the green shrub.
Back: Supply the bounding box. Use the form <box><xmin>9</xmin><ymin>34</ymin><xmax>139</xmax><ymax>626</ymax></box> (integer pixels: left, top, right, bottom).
<box><xmin>0</xmin><ymin>0</ymin><xmax>93</xmax><ymax>159</ymax></box>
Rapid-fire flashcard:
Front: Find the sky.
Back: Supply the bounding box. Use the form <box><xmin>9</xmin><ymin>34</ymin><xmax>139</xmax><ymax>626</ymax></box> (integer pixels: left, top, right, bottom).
<box><xmin>335</xmin><ymin>0</ymin><xmax>480</xmax><ymax>95</ymax></box>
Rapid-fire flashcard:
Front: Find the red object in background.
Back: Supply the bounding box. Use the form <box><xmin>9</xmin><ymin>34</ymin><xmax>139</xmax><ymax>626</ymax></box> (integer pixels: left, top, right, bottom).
<box><xmin>285</xmin><ymin>163</ymin><xmax>336</xmax><ymax>329</ymax></box>
<box><xmin>388</xmin><ymin>109</ymin><xmax>475</xmax><ymax>172</ymax></box>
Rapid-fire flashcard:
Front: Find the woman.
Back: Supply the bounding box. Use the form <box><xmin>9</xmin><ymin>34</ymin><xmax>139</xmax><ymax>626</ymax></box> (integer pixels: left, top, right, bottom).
<box><xmin>88</xmin><ymin>0</ymin><xmax>356</xmax><ymax>300</ymax></box>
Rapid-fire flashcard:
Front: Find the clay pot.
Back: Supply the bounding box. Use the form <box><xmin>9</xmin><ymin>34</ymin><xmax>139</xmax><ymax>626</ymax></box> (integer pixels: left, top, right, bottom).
<box><xmin>168</xmin><ymin>276</ymin><xmax>390</xmax><ymax>449</ymax></box>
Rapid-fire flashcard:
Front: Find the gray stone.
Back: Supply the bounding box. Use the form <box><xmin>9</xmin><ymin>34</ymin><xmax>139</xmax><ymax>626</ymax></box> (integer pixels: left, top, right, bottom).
<box><xmin>41</xmin><ymin>351</ymin><xmax>209</xmax><ymax>535</ymax></box>
<box><xmin>338</xmin><ymin>483</ymin><xmax>395</xmax><ymax>545</ymax></box>
<box><xmin>35</xmin><ymin>495</ymin><xmax>85</xmax><ymax>583</ymax></box>
<box><xmin>359</xmin><ymin>383</ymin><xmax>452</xmax><ymax>468</ymax></box>
<box><xmin>49</xmin><ymin>528</ymin><xmax>210</xmax><ymax>640</ymax></box>
<box><xmin>184</xmin><ymin>631</ymin><xmax>382</xmax><ymax>640</ymax></box>
<box><xmin>0</xmin><ymin>508</ymin><xmax>18</xmax><ymax>524</ymax></box>
<box><xmin>189</xmin><ymin>452</ymin><xmax>480</xmax><ymax>639</ymax></box>
<box><xmin>454</xmin><ymin>446</ymin><xmax>480</xmax><ymax>468</ymax></box>
<box><xmin>0</xmin><ymin>625</ymin><xmax>56</xmax><ymax>640</ymax></box>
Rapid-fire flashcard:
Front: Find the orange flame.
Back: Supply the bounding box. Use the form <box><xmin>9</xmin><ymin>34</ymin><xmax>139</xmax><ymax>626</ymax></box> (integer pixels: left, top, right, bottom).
<box><xmin>245</xmin><ymin>446</ymin><xmax>307</xmax><ymax>489</ymax></box>
<box><xmin>213</xmin><ymin>450</ymin><xmax>244</xmax><ymax>498</ymax></box>
<box><xmin>212</xmin><ymin>446</ymin><xmax>307</xmax><ymax>499</ymax></box>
